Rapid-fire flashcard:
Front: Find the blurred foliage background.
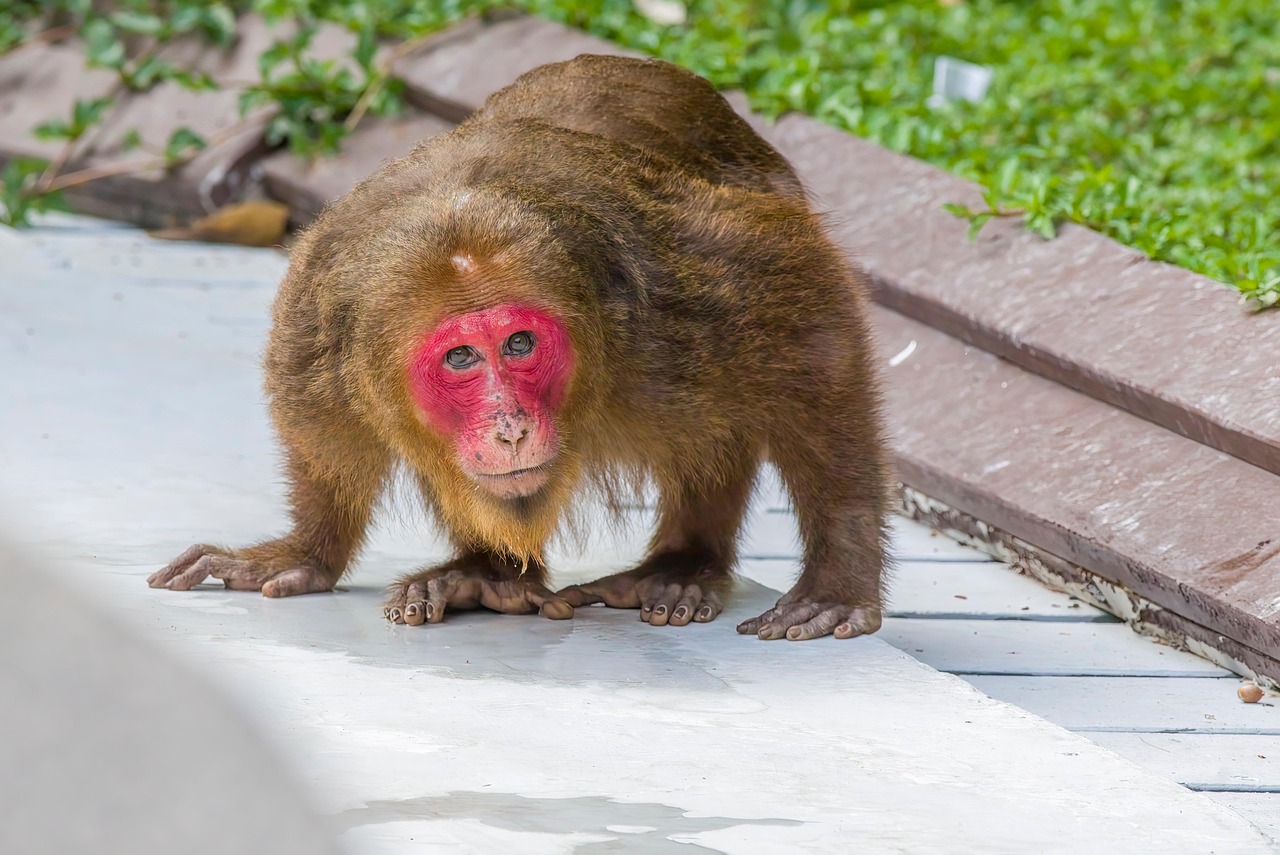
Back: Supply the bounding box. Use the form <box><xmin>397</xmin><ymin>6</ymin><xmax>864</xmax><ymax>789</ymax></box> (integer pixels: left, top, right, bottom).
<box><xmin>2</xmin><ymin>0</ymin><xmax>1278</xmax><ymax>305</ymax></box>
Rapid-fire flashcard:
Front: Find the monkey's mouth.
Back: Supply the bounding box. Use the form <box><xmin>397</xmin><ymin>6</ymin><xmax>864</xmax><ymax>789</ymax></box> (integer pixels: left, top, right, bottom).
<box><xmin>470</xmin><ymin>461</ymin><xmax>555</xmax><ymax>498</ymax></box>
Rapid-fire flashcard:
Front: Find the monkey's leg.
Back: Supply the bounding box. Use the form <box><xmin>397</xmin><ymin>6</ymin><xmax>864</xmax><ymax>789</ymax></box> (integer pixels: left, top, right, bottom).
<box><xmin>558</xmin><ymin>464</ymin><xmax>754</xmax><ymax>627</ymax></box>
<box><xmin>384</xmin><ymin>553</ymin><xmax>573</xmax><ymax>625</ymax></box>
<box><xmin>738</xmin><ymin>419</ymin><xmax>890</xmax><ymax>641</ymax></box>
<box><xmin>149</xmin><ymin>441</ymin><xmax>388</xmax><ymax>597</ymax></box>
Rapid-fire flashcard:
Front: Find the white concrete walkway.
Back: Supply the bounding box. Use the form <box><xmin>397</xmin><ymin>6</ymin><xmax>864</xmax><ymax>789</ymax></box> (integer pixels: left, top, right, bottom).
<box><xmin>1</xmin><ymin>216</ymin><xmax>1274</xmax><ymax>853</ymax></box>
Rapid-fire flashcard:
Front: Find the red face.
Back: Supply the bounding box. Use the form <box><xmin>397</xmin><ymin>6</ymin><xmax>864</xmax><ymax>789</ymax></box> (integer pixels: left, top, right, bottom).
<box><xmin>408</xmin><ymin>303</ymin><xmax>573</xmax><ymax>499</ymax></box>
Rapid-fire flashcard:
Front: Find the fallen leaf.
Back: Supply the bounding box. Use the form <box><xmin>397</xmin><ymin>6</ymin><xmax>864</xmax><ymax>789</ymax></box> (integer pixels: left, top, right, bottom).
<box><xmin>149</xmin><ymin>200</ymin><xmax>291</xmax><ymax>247</ymax></box>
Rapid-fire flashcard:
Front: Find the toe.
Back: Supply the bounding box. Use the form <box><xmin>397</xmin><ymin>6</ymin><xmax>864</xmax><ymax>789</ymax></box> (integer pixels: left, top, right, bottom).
<box><xmin>556</xmin><ymin>584</ymin><xmax>599</xmax><ymax>608</ymax></box>
<box><xmin>262</xmin><ymin>566</ymin><xmax>332</xmax><ymax>598</ymax></box>
<box><xmin>166</xmin><ymin>555</ymin><xmax>216</xmax><ymax>591</ymax></box>
<box><xmin>758</xmin><ymin>603</ymin><xmax>824</xmax><ymax>641</ymax></box>
<box><xmin>149</xmin><ymin>544</ymin><xmax>213</xmax><ymax>587</ymax></box>
<box><xmin>786</xmin><ymin>607</ymin><xmax>845</xmax><ymax>641</ymax></box>
<box><xmin>520</xmin><ymin>582</ymin><xmax>574</xmax><ymax>620</ymax></box>
<box><xmin>538</xmin><ymin>597</ymin><xmax>574</xmax><ymax>620</ymax></box>
<box><xmin>402</xmin><ymin>580</ymin><xmax>429</xmax><ymax>626</ymax></box>
<box><xmin>834</xmin><ymin>607</ymin><xmax>883</xmax><ymax>639</ymax></box>
<box><xmin>645</xmin><ymin>583</ymin><xmax>684</xmax><ymax>626</ymax></box>
<box><xmin>670</xmin><ymin>585</ymin><xmax>703</xmax><ymax>626</ymax></box>
<box><xmin>694</xmin><ymin>591</ymin><xmax>723</xmax><ymax>623</ymax></box>
<box><xmin>425</xmin><ymin>577</ymin><xmax>453</xmax><ymax>623</ymax></box>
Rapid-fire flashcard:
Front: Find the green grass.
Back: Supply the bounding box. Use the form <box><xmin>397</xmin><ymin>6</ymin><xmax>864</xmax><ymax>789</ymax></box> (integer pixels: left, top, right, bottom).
<box><xmin>523</xmin><ymin>0</ymin><xmax>1280</xmax><ymax>307</ymax></box>
<box><xmin>4</xmin><ymin>1</ymin><xmax>1278</xmax><ymax>306</ymax></box>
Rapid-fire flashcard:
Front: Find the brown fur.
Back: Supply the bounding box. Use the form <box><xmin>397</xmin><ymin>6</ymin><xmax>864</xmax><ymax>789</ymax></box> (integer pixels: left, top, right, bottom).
<box><xmin>151</xmin><ymin>55</ymin><xmax>891</xmax><ymax>638</ymax></box>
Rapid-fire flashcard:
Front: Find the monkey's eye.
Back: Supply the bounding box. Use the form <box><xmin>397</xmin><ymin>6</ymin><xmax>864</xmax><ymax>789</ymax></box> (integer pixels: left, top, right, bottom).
<box><xmin>503</xmin><ymin>331</ymin><xmax>536</xmax><ymax>356</ymax></box>
<box><xmin>445</xmin><ymin>346</ymin><xmax>480</xmax><ymax>369</ymax></box>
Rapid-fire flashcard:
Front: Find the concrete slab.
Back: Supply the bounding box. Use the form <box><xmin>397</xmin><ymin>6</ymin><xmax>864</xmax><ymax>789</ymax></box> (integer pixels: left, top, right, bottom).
<box><xmin>1087</xmin><ymin>733</ymin><xmax>1280</xmax><ymax>789</ymax></box>
<box><xmin>0</xmin><ymin>537</ymin><xmax>341</xmax><ymax>855</ymax></box>
<box><xmin>1210</xmin><ymin>796</ymin><xmax>1280</xmax><ymax>844</ymax></box>
<box><xmin>968</xmin><ymin>675</ymin><xmax>1280</xmax><ymax>734</ymax></box>
<box><xmin>1</xmin><ymin>217</ymin><xmax>1275</xmax><ymax>853</ymax></box>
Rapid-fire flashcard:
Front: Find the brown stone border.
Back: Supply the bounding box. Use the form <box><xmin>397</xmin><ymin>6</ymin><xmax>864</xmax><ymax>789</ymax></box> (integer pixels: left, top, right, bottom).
<box><xmin>756</xmin><ymin>117</ymin><xmax>1280</xmax><ymax>480</ymax></box>
<box><xmin>900</xmin><ymin>488</ymin><xmax>1280</xmax><ymax>690</ymax></box>
<box><xmin>871</xmin><ymin>305</ymin><xmax>1280</xmax><ymax>678</ymax></box>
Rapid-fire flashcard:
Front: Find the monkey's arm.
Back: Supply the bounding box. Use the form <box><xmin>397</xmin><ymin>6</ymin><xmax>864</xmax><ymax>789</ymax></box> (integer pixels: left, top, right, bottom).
<box><xmin>149</xmin><ymin>434</ymin><xmax>390</xmax><ymax>596</ymax></box>
<box><xmin>738</xmin><ymin>339</ymin><xmax>891</xmax><ymax>640</ymax></box>
<box><xmin>384</xmin><ymin>553</ymin><xmax>573</xmax><ymax>624</ymax></box>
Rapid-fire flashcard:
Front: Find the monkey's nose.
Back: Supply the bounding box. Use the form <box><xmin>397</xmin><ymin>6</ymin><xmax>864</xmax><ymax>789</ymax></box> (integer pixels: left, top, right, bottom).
<box><xmin>497</xmin><ymin>425</ymin><xmax>529</xmax><ymax>452</ymax></box>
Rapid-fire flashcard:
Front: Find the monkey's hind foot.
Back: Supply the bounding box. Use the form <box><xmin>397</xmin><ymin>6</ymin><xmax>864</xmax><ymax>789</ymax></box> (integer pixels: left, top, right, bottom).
<box><xmin>557</xmin><ymin>567</ymin><xmax>726</xmax><ymax>627</ymax></box>
<box><xmin>384</xmin><ymin>560</ymin><xmax>573</xmax><ymax>626</ymax></box>
<box><xmin>736</xmin><ymin>588</ymin><xmax>882</xmax><ymax>641</ymax></box>
<box><xmin>148</xmin><ymin>543</ymin><xmax>335</xmax><ymax>598</ymax></box>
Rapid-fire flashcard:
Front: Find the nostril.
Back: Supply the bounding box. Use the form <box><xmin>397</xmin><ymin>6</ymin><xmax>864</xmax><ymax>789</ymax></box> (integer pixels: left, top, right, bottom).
<box><xmin>498</xmin><ymin>426</ymin><xmax>529</xmax><ymax>450</ymax></box>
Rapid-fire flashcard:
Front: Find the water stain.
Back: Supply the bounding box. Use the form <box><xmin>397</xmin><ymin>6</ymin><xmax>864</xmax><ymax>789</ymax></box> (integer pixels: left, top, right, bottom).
<box><xmin>332</xmin><ymin>791</ymin><xmax>805</xmax><ymax>853</ymax></box>
<box><xmin>1200</xmin><ymin>539</ymin><xmax>1280</xmax><ymax>587</ymax></box>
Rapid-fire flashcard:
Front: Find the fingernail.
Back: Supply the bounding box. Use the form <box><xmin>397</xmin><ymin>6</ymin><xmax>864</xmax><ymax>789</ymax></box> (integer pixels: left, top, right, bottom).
<box><xmin>654</xmin><ymin>605</ymin><xmax>667</xmax><ymax>617</ymax></box>
<box><xmin>389</xmin><ymin>608</ymin><xmax>401</xmax><ymax>621</ymax></box>
<box><xmin>699</xmin><ymin>607</ymin><xmax>712</xmax><ymax>620</ymax></box>
<box><xmin>787</xmin><ymin>627</ymin><xmax>802</xmax><ymax>640</ymax></box>
<box><xmin>425</xmin><ymin>603</ymin><xmax>435</xmax><ymax>620</ymax></box>
<box><xmin>674</xmin><ymin>607</ymin><xmax>688</xmax><ymax>620</ymax></box>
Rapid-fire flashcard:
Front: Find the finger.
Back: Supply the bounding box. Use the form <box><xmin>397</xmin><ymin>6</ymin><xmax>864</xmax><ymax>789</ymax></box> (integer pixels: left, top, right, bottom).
<box><xmin>786</xmin><ymin>607</ymin><xmax>846</xmax><ymax>641</ymax></box>
<box><xmin>263</xmin><ymin>566</ymin><xmax>333</xmax><ymax>598</ymax></box>
<box><xmin>382</xmin><ymin>582</ymin><xmax>407</xmax><ymax>622</ymax></box>
<box><xmin>694</xmin><ymin>590</ymin><xmax>723</xmax><ymax>623</ymax></box>
<box><xmin>521</xmin><ymin>583</ymin><xmax>574</xmax><ymax>621</ymax></box>
<box><xmin>758</xmin><ymin>602</ymin><xmax>825</xmax><ymax>640</ymax></box>
<box><xmin>148</xmin><ymin>544</ymin><xmax>212</xmax><ymax>587</ymax></box>
<box><xmin>567</xmin><ymin>574</ymin><xmax>643</xmax><ymax>610</ymax></box>
<box><xmin>834</xmin><ymin>607</ymin><xmax>883</xmax><ymax>639</ymax></box>
<box><xmin>166</xmin><ymin>554</ymin><xmax>217</xmax><ymax>591</ymax></box>
<box><xmin>645</xmin><ymin>583</ymin><xmax>684</xmax><ymax>626</ymax></box>
<box><xmin>402</xmin><ymin>579</ymin><xmax>430</xmax><ymax>626</ymax></box>
<box><xmin>203</xmin><ymin>555</ymin><xmax>270</xmax><ymax>591</ymax></box>
<box><xmin>736</xmin><ymin>606</ymin><xmax>778</xmax><ymax>635</ymax></box>
<box><xmin>670</xmin><ymin>585</ymin><xmax>704</xmax><ymax>626</ymax></box>
<box><xmin>425</xmin><ymin>577</ymin><xmax>453</xmax><ymax>623</ymax></box>
<box><xmin>478</xmin><ymin>580</ymin><xmax>538</xmax><ymax>615</ymax></box>
<box><xmin>556</xmin><ymin>584</ymin><xmax>603</xmax><ymax>608</ymax></box>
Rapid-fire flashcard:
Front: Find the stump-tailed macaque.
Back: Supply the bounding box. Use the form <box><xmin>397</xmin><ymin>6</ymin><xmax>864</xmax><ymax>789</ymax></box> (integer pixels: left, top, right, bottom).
<box><xmin>149</xmin><ymin>54</ymin><xmax>891</xmax><ymax>641</ymax></box>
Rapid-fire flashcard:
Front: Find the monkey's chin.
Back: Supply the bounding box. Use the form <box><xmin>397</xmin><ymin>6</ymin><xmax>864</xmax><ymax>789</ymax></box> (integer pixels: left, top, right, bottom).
<box><xmin>469</xmin><ymin>463</ymin><xmax>555</xmax><ymax>500</ymax></box>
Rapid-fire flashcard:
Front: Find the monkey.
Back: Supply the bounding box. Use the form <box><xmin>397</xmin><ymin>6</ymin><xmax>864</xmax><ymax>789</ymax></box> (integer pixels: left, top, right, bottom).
<box><xmin>148</xmin><ymin>53</ymin><xmax>892</xmax><ymax>642</ymax></box>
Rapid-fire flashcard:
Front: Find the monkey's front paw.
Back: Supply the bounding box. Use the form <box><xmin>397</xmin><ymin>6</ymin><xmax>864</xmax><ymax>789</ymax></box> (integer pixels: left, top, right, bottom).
<box><xmin>148</xmin><ymin>544</ymin><xmax>334</xmax><ymax>597</ymax></box>
<box><xmin>736</xmin><ymin>597</ymin><xmax>882</xmax><ymax>641</ymax></box>
<box><xmin>558</xmin><ymin>573</ymin><xmax>725</xmax><ymax>627</ymax></box>
<box><xmin>384</xmin><ymin>568</ymin><xmax>573</xmax><ymax>626</ymax></box>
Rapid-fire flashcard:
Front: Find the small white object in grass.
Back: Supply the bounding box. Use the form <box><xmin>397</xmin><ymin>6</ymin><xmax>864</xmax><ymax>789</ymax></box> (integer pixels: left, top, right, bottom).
<box><xmin>928</xmin><ymin>56</ymin><xmax>994</xmax><ymax>108</ymax></box>
<box><xmin>888</xmin><ymin>339</ymin><xmax>918</xmax><ymax>367</ymax></box>
<box><xmin>633</xmin><ymin>0</ymin><xmax>687</xmax><ymax>26</ymax></box>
